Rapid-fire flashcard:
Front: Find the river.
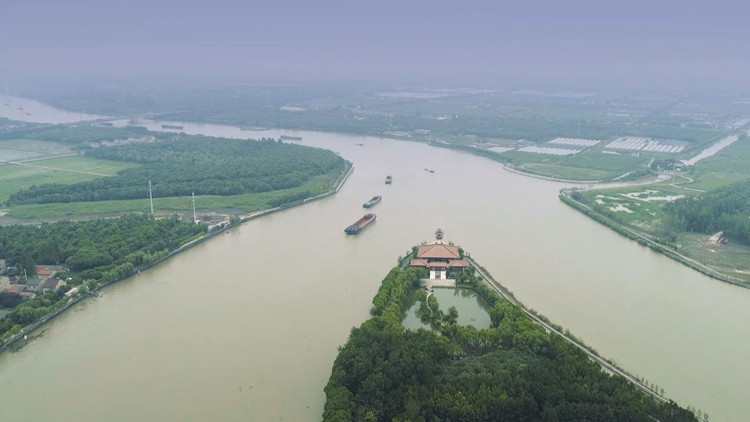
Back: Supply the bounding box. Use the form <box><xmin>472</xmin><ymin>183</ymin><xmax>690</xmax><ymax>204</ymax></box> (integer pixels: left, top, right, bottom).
<box><xmin>1</xmin><ymin>98</ymin><xmax>749</xmax><ymax>421</ymax></box>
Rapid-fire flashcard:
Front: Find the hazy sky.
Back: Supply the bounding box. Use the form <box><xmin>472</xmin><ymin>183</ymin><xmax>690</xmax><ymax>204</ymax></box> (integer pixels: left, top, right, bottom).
<box><xmin>2</xmin><ymin>0</ymin><xmax>748</xmax><ymax>89</ymax></box>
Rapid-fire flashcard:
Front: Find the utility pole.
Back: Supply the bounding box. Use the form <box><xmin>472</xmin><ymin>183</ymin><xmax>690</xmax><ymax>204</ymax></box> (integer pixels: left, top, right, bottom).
<box><xmin>192</xmin><ymin>192</ymin><xmax>198</xmax><ymax>224</ymax></box>
<box><xmin>148</xmin><ymin>179</ymin><xmax>154</xmax><ymax>215</ymax></box>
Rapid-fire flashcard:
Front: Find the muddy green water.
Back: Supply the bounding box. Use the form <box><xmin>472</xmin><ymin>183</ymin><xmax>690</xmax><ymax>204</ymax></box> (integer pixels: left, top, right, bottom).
<box><xmin>0</xmin><ymin>99</ymin><xmax>749</xmax><ymax>421</ymax></box>
<box><xmin>402</xmin><ymin>288</ymin><xmax>492</xmax><ymax>331</ymax></box>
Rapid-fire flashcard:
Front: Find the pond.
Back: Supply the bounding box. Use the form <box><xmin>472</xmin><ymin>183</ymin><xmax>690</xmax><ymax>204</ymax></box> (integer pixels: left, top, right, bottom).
<box><xmin>402</xmin><ymin>287</ymin><xmax>492</xmax><ymax>330</ymax></box>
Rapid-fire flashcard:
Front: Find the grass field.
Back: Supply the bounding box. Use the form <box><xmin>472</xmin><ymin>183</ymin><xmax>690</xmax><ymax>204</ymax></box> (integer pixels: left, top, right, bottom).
<box><xmin>682</xmin><ymin>134</ymin><xmax>750</xmax><ymax>190</ymax></box>
<box><xmin>0</xmin><ymin>156</ymin><xmax>139</xmax><ymax>203</ymax></box>
<box><xmin>519</xmin><ymin>163</ymin><xmax>616</xmax><ymax>181</ymax></box>
<box><xmin>675</xmin><ymin>232</ymin><xmax>750</xmax><ymax>281</ymax></box>
<box><xmin>580</xmin><ymin>184</ymin><xmax>687</xmax><ymax>229</ymax></box>
<box><xmin>576</xmin><ymin>137</ymin><xmax>750</xmax><ymax>280</ymax></box>
<box><xmin>5</xmin><ymin>174</ymin><xmax>336</xmax><ymax>220</ymax></box>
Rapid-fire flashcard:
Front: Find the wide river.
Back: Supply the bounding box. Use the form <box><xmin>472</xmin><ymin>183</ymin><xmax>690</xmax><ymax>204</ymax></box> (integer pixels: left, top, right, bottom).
<box><xmin>1</xmin><ymin>103</ymin><xmax>749</xmax><ymax>421</ymax></box>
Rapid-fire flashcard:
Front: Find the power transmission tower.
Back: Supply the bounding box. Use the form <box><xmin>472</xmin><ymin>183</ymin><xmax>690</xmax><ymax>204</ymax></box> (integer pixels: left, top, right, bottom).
<box><xmin>148</xmin><ymin>179</ymin><xmax>154</xmax><ymax>215</ymax></box>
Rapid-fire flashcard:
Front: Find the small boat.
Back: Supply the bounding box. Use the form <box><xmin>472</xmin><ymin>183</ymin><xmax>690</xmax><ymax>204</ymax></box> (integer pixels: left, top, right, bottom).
<box><xmin>345</xmin><ymin>213</ymin><xmax>377</xmax><ymax>234</ymax></box>
<box><xmin>354</xmin><ymin>143</ymin><xmax>364</xmax><ymax>146</ymax></box>
<box><xmin>385</xmin><ymin>175</ymin><xmax>392</xmax><ymax>184</ymax></box>
<box><xmin>362</xmin><ymin>195</ymin><xmax>382</xmax><ymax>208</ymax></box>
<box><xmin>161</xmin><ymin>124</ymin><xmax>184</xmax><ymax>130</ymax></box>
<box><xmin>280</xmin><ymin>135</ymin><xmax>303</xmax><ymax>141</ymax></box>
<box><xmin>424</xmin><ymin>168</ymin><xmax>435</xmax><ymax>173</ymax></box>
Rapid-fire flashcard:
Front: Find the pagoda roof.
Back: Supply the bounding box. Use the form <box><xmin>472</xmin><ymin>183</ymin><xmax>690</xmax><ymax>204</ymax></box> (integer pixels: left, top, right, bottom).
<box><xmin>410</xmin><ymin>258</ymin><xmax>429</xmax><ymax>267</ymax></box>
<box><xmin>417</xmin><ymin>243</ymin><xmax>460</xmax><ymax>259</ymax></box>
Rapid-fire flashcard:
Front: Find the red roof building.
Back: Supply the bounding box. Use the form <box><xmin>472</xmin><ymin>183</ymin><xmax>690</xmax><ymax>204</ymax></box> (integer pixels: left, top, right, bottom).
<box><xmin>410</xmin><ymin>239</ymin><xmax>468</xmax><ymax>273</ymax></box>
<box><xmin>41</xmin><ymin>277</ymin><xmax>63</xmax><ymax>291</ymax></box>
<box><xmin>36</xmin><ymin>266</ymin><xmax>53</xmax><ymax>277</ymax></box>
<box><xmin>3</xmin><ymin>284</ymin><xmax>24</xmax><ymax>294</ymax></box>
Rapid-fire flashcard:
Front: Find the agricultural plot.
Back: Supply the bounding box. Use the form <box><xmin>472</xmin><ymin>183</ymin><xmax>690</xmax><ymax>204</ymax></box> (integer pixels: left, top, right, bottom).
<box><xmin>5</xmin><ymin>174</ymin><xmax>334</xmax><ymax>220</ymax></box>
<box><xmin>682</xmin><ymin>134</ymin><xmax>750</xmax><ymax>190</ymax></box>
<box><xmin>517</xmin><ymin>145</ymin><xmax>578</xmax><ymax>156</ymax></box>
<box><xmin>0</xmin><ymin>156</ymin><xmax>138</xmax><ymax>203</ymax></box>
<box><xmin>548</xmin><ymin>137</ymin><xmax>600</xmax><ymax>147</ymax></box>
<box><xmin>0</xmin><ymin>139</ymin><xmax>75</xmax><ymax>161</ymax></box>
<box><xmin>605</xmin><ymin>136</ymin><xmax>684</xmax><ymax>153</ymax></box>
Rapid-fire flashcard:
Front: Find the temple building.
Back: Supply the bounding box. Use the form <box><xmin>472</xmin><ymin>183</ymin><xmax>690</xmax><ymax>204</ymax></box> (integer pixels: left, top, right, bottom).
<box><xmin>410</xmin><ymin>229</ymin><xmax>468</xmax><ymax>279</ymax></box>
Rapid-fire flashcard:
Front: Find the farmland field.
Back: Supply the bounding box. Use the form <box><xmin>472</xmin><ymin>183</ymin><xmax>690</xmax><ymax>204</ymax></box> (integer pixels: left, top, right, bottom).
<box><xmin>4</xmin><ymin>174</ymin><xmax>335</xmax><ymax>220</ymax></box>
<box><xmin>0</xmin><ymin>139</ymin><xmax>75</xmax><ymax>161</ymax></box>
<box><xmin>0</xmin><ymin>156</ymin><xmax>138</xmax><ymax>203</ymax></box>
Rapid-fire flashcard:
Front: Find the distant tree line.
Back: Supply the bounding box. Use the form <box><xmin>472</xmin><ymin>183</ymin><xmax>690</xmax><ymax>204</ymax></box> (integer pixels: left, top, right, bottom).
<box><xmin>665</xmin><ymin>179</ymin><xmax>750</xmax><ymax>245</ymax></box>
<box><xmin>0</xmin><ymin>125</ymin><xmax>160</xmax><ymax>144</ymax></box>
<box><xmin>0</xmin><ymin>214</ymin><xmax>205</xmax><ymax>344</ymax></box>
<box><xmin>323</xmin><ymin>266</ymin><xmax>697</xmax><ymax>422</ymax></box>
<box><xmin>6</xmin><ymin>136</ymin><xmax>347</xmax><ymax>205</ymax></box>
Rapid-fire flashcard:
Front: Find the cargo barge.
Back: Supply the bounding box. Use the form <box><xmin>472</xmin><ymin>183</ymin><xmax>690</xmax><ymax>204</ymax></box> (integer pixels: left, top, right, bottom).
<box><xmin>362</xmin><ymin>195</ymin><xmax>382</xmax><ymax>208</ymax></box>
<box><xmin>345</xmin><ymin>213</ymin><xmax>376</xmax><ymax>234</ymax></box>
<box><xmin>161</xmin><ymin>124</ymin><xmax>184</xmax><ymax>130</ymax></box>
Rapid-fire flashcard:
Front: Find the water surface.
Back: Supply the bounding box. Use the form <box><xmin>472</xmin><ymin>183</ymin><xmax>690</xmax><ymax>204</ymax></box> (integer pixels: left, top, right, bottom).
<box><xmin>0</xmin><ymin>97</ymin><xmax>748</xmax><ymax>421</ymax></box>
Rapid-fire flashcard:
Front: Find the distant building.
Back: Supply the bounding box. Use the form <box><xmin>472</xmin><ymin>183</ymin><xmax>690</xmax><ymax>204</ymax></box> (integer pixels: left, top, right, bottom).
<box><xmin>0</xmin><ymin>284</ymin><xmax>32</xmax><ymax>305</ymax></box>
<box><xmin>35</xmin><ymin>265</ymin><xmax>54</xmax><ymax>279</ymax></box>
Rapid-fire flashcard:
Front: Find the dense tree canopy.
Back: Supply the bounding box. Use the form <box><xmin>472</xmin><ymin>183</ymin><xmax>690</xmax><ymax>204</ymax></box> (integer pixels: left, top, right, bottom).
<box><xmin>6</xmin><ymin>136</ymin><xmax>347</xmax><ymax>205</ymax></box>
<box><xmin>0</xmin><ymin>214</ymin><xmax>205</xmax><ymax>343</ymax></box>
<box><xmin>666</xmin><ymin>179</ymin><xmax>750</xmax><ymax>245</ymax></box>
<box><xmin>323</xmin><ymin>267</ymin><xmax>697</xmax><ymax>422</ymax></box>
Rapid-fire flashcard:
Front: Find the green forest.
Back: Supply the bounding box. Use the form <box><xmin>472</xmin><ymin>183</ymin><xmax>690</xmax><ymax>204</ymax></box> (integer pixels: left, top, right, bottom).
<box><xmin>665</xmin><ymin>179</ymin><xmax>750</xmax><ymax>245</ymax></box>
<box><xmin>0</xmin><ymin>214</ymin><xmax>205</xmax><ymax>344</ymax></box>
<box><xmin>6</xmin><ymin>136</ymin><xmax>347</xmax><ymax>205</ymax></box>
<box><xmin>323</xmin><ymin>266</ymin><xmax>697</xmax><ymax>422</ymax></box>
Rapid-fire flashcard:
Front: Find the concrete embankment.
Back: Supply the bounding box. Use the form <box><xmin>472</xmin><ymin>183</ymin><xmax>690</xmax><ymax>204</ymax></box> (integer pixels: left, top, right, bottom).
<box><xmin>559</xmin><ymin>190</ymin><xmax>749</xmax><ymax>289</ymax></box>
<box><xmin>0</xmin><ymin>163</ymin><xmax>354</xmax><ymax>353</ymax></box>
<box><xmin>466</xmin><ymin>257</ymin><xmax>680</xmax><ymax>407</ymax></box>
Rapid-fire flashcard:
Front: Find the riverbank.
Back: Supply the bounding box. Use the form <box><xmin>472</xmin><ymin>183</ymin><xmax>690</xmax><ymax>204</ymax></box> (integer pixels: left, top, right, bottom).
<box><xmin>465</xmin><ymin>257</ymin><xmax>690</xmax><ymax>408</ymax></box>
<box><xmin>0</xmin><ymin>162</ymin><xmax>353</xmax><ymax>353</ymax></box>
<box><xmin>559</xmin><ymin>189</ymin><xmax>749</xmax><ymax>289</ymax></box>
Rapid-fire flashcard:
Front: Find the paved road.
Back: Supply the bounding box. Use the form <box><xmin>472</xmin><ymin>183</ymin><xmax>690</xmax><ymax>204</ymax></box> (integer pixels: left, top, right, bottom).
<box><xmin>6</xmin><ymin>160</ymin><xmax>109</xmax><ymax>177</ymax></box>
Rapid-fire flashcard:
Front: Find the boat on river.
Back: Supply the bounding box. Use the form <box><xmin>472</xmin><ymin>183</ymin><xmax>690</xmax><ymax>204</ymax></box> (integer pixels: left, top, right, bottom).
<box><xmin>280</xmin><ymin>135</ymin><xmax>303</xmax><ymax>141</ymax></box>
<box><xmin>362</xmin><ymin>195</ymin><xmax>382</xmax><ymax>208</ymax></box>
<box><xmin>345</xmin><ymin>213</ymin><xmax>376</xmax><ymax>234</ymax></box>
<box><xmin>385</xmin><ymin>175</ymin><xmax>392</xmax><ymax>184</ymax></box>
<box><xmin>161</xmin><ymin>124</ymin><xmax>184</xmax><ymax>130</ymax></box>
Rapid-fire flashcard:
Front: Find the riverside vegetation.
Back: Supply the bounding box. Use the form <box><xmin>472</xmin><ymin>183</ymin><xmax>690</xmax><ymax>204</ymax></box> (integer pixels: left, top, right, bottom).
<box><xmin>566</xmin><ymin>133</ymin><xmax>750</xmax><ymax>284</ymax></box>
<box><xmin>7</xmin><ymin>137</ymin><xmax>346</xmax><ymax>204</ymax></box>
<box><xmin>0</xmin><ymin>215</ymin><xmax>205</xmax><ymax>345</ymax></box>
<box><xmin>18</xmin><ymin>85</ymin><xmax>744</xmax><ymax>182</ymax></box>
<box><xmin>0</xmin><ymin>127</ymin><xmax>350</xmax><ymax>345</ymax></box>
<box><xmin>322</xmin><ymin>265</ymin><xmax>698</xmax><ymax>421</ymax></box>
<box><xmin>0</xmin><ymin>126</ymin><xmax>349</xmax><ymax>219</ymax></box>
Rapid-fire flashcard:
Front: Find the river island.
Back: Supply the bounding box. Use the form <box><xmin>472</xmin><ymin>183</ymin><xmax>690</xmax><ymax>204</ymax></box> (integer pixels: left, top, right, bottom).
<box><xmin>323</xmin><ymin>231</ymin><xmax>699</xmax><ymax>421</ymax></box>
